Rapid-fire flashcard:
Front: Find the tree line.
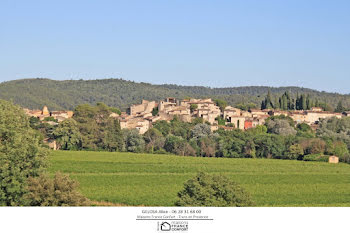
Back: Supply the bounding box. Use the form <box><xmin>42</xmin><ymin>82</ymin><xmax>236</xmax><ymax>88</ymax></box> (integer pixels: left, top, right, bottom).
<box><xmin>261</xmin><ymin>91</ymin><xmax>348</xmax><ymax>112</ymax></box>
<box><xmin>30</xmin><ymin>102</ymin><xmax>350</xmax><ymax>165</ymax></box>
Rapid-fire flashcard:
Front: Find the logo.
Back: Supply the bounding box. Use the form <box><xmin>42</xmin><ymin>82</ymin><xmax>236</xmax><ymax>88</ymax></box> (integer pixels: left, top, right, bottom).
<box><xmin>157</xmin><ymin>221</ymin><xmax>188</xmax><ymax>232</ymax></box>
<box><xmin>160</xmin><ymin>222</ymin><xmax>171</xmax><ymax>231</ymax></box>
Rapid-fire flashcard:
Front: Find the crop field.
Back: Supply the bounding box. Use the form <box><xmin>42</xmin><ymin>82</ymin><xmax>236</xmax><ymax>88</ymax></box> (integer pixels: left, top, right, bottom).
<box><xmin>49</xmin><ymin>150</ymin><xmax>350</xmax><ymax>206</ymax></box>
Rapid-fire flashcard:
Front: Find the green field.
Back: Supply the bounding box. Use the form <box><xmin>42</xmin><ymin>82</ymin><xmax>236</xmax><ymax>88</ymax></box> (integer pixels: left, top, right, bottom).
<box><xmin>49</xmin><ymin>150</ymin><xmax>350</xmax><ymax>206</ymax></box>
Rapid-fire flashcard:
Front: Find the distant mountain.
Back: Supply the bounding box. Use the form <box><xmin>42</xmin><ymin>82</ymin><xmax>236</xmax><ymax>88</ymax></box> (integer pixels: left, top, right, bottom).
<box><xmin>0</xmin><ymin>78</ymin><xmax>349</xmax><ymax>111</ymax></box>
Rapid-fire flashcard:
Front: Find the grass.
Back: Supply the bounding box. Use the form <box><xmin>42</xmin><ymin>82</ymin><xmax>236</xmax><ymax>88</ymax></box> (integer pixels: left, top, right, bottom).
<box><xmin>49</xmin><ymin>150</ymin><xmax>350</xmax><ymax>206</ymax></box>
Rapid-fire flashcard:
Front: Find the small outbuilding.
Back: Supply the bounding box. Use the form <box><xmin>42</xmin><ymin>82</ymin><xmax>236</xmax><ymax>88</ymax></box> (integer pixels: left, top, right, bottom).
<box><xmin>329</xmin><ymin>155</ymin><xmax>339</xmax><ymax>164</ymax></box>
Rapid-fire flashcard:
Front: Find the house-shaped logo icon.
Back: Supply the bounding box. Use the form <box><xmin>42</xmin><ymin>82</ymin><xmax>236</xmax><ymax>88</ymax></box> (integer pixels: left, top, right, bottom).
<box><xmin>160</xmin><ymin>222</ymin><xmax>171</xmax><ymax>231</ymax></box>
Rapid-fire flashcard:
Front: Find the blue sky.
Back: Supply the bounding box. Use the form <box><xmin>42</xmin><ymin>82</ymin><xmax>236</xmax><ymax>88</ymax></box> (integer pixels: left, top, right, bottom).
<box><xmin>0</xmin><ymin>0</ymin><xmax>349</xmax><ymax>93</ymax></box>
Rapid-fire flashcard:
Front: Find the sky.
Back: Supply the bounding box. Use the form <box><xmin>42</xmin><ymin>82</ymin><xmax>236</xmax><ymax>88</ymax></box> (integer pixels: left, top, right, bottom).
<box><xmin>0</xmin><ymin>0</ymin><xmax>349</xmax><ymax>93</ymax></box>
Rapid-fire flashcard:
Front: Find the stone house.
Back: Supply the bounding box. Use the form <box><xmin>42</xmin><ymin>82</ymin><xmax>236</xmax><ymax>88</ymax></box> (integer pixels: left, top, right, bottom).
<box><xmin>129</xmin><ymin>100</ymin><xmax>157</xmax><ymax>115</ymax></box>
<box><xmin>223</xmin><ymin>106</ymin><xmax>241</xmax><ymax>118</ymax></box>
<box><xmin>304</xmin><ymin>111</ymin><xmax>342</xmax><ymax>125</ymax></box>
<box><xmin>289</xmin><ymin>112</ymin><xmax>306</xmax><ymax>124</ymax></box>
<box><xmin>167</xmin><ymin>106</ymin><xmax>190</xmax><ymax>115</ymax></box>
<box><xmin>249</xmin><ymin>109</ymin><xmax>270</xmax><ymax>117</ymax></box>
<box><xmin>50</xmin><ymin>110</ymin><xmax>74</xmax><ymax>121</ymax></box>
<box><xmin>120</xmin><ymin>117</ymin><xmax>150</xmax><ymax>134</ymax></box>
<box><xmin>25</xmin><ymin>106</ymin><xmax>73</xmax><ymax>121</ymax></box>
<box><xmin>226</xmin><ymin>116</ymin><xmax>246</xmax><ymax>130</ymax></box>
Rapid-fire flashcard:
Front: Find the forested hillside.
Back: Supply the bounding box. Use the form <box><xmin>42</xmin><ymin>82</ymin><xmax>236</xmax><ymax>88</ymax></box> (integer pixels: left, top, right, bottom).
<box><xmin>0</xmin><ymin>78</ymin><xmax>349</xmax><ymax>110</ymax></box>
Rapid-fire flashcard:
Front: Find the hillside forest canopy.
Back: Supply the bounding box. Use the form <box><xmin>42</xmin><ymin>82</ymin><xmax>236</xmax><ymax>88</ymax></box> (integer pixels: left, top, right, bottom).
<box><xmin>1</xmin><ymin>78</ymin><xmax>350</xmax><ymax>111</ymax></box>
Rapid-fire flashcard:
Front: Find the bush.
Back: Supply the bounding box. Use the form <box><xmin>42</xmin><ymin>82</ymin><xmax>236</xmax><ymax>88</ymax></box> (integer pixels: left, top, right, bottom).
<box><xmin>43</xmin><ymin>116</ymin><xmax>57</xmax><ymax>122</ymax></box>
<box><xmin>285</xmin><ymin>144</ymin><xmax>304</xmax><ymax>160</ymax></box>
<box><xmin>215</xmin><ymin>116</ymin><xmax>226</xmax><ymax>126</ymax></box>
<box><xmin>303</xmin><ymin>154</ymin><xmax>329</xmax><ymax>162</ymax></box>
<box><xmin>300</xmin><ymin>138</ymin><xmax>326</xmax><ymax>155</ymax></box>
<box><xmin>175</xmin><ymin>172</ymin><xmax>254</xmax><ymax>207</ymax></box>
<box><xmin>24</xmin><ymin>172</ymin><xmax>90</xmax><ymax>206</ymax></box>
<box><xmin>339</xmin><ymin>154</ymin><xmax>350</xmax><ymax>164</ymax></box>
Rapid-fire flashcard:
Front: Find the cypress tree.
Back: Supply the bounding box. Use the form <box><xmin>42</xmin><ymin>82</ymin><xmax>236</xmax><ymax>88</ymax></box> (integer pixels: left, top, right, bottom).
<box><xmin>282</xmin><ymin>94</ymin><xmax>288</xmax><ymax>110</ymax></box>
<box><xmin>290</xmin><ymin>98</ymin><xmax>295</xmax><ymax>110</ymax></box>
<box><xmin>261</xmin><ymin>91</ymin><xmax>274</xmax><ymax>109</ymax></box>
<box><xmin>315</xmin><ymin>99</ymin><xmax>319</xmax><ymax>107</ymax></box>
<box><xmin>296</xmin><ymin>93</ymin><xmax>300</xmax><ymax>110</ymax></box>
<box><xmin>335</xmin><ymin>101</ymin><xmax>345</xmax><ymax>113</ymax></box>
<box><xmin>301</xmin><ymin>95</ymin><xmax>307</xmax><ymax>110</ymax></box>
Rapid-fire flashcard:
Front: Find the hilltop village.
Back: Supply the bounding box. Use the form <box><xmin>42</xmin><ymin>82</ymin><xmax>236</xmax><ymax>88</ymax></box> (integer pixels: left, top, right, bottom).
<box><xmin>117</xmin><ymin>98</ymin><xmax>345</xmax><ymax>134</ymax></box>
<box><xmin>24</xmin><ymin>97</ymin><xmax>347</xmax><ymax>134</ymax></box>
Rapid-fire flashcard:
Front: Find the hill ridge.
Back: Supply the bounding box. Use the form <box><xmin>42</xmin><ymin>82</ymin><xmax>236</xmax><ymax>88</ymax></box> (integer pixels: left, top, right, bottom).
<box><xmin>0</xmin><ymin>78</ymin><xmax>349</xmax><ymax>110</ymax></box>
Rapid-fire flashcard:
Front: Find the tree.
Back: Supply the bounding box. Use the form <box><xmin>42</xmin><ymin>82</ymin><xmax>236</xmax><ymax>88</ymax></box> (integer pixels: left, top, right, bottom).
<box><xmin>153</xmin><ymin>120</ymin><xmax>171</xmax><ymax>136</ymax></box>
<box><xmin>243</xmin><ymin>140</ymin><xmax>256</xmax><ymax>158</ymax></box>
<box><xmin>143</xmin><ymin>128</ymin><xmax>165</xmax><ymax>153</ymax></box>
<box><xmin>333</xmin><ymin>141</ymin><xmax>349</xmax><ymax>158</ymax></box>
<box><xmin>0</xmin><ymin>100</ymin><xmax>48</xmax><ymax>206</ymax></box>
<box><xmin>109</xmin><ymin>107</ymin><xmax>121</xmax><ymax>115</ymax></box>
<box><xmin>265</xmin><ymin>115</ymin><xmax>295</xmax><ymax>127</ymax></box>
<box><xmin>278</xmin><ymin>92</ymin><xmax>290</xmax><ymax>110</ymax></box>
<box><xmin>73</xmin><ymin>102</ymin><xmax>123</xmax><ymax>150</ymax></box>
<box><xmin>254</xmin><ymin>134</ymin><xmax>286</xmax><ymax>159</ymax></box>
<box><xmin>190</xmin><ymin>104</ymin><xmax>198</xmax><ymax>113</ymax></box>
<box><xmin>73</xmin><ymin>104</ymin><xmax>101</xmax><ymax>150</ymax></box>
<box><xmin>176</xmin><ymin>172</ymin><xmax>254</xmax><ymax>207</ymax></box>
<box><xmin>299</xmin><ymin>138</ymin><xmax>326</xmax><ymax>155</ymax></box>
<box><xmin>215</xmin><ymin>116</ymin><xmax>226</xmax><ymax>126</ymax></box>
<box><xmin>306</xmin><ymin>95</ymin><xmax>311</xmax><ymax>110</ymax></box>
<box><xmin>199</xmin><ymin>137</ymin><xmax>216</xmax><ymax>157</ymax></box>
<box><xmin>235</xmin><ymin>103</ymin><xmax>256</xmax><ymax>111</ymax></box>
<box><xmin>296</xmin><ymin>123</ymin><xmax>314</xmax><ymax>138</ymax></box>
<box><xmin>191</xmin><ymin>117</ymin><xmax>204</xmax><ymax>125</ymax></box>
<box><xmin>164</xmin><ymin>135</ymin><xmax>186</xmax><ymax>155</ymax></box>
<box><xmin>266</xmin><ymin>119</ymin><xmax>297</xmax><ymax>136</ymax></box>
<box><xmin>123</xmin><ymin>129</ymin><xmax>145</xmax><ymax>152</ymax></box>
<box><xmin>261</xmin><ymin>90</ymin><xmax>274</xmax><ymax>110</ymax></box>
<box><xmin>191</xmin><ymin>124</ymin><xmax>212</xmax><ymax>139</ymax></box>
<box><xmin>296</xmin><ymin>123</ymin><xmax>312</xmax><ymax>132</ymax></box>
<box><xmin>103</xmin><ymin>118</ymin><xmax>124</xmax><ymax>152</ymax></box>
<box><xmin>29</xmin><ymin>116</ymin><xmax>41</xmax><ymax>129</ymax></box>
<box><xmin>317</xmin><ymin>117</ymin><xmax>350</xmax><ymax>150</ymax></box>
<box><xmin>286</xmin><ymin>144</ymin><xmax>304</xmax><ymax>160</ymax></box>
<box><xmin>53</xmin><ymin>118</ymin><xmax>82</xmax><ymax>150</ymax></box>
<box><xmin>43</xmin><ymin>116</ymin><xmax>57</xmax><ymax>122</ymax></box>
<box><xmin>151</xmin><ymin>107</ymin><xmax>159</xmax><ymax>116</ymax></box>
<box><xmin>217</xmin><ymin>136</ymin><xmax>245</xmax><ymax>158</ymax></box>
<box><xmin>296</xmin><ymin>94</ymin><xmax>309</xmax><ymax>110</ymax></box>
<box><xmin>301</xmin><ymin>94</ymin><xmax>307</xmax><ymax>110</ymax></box>
<box><xmin>214</xmin><ymin>99</ymin><xmax>227</xmax><ymax>112</ymax></box>
<box><xmin>335</xmin><ymin>101</ymin><xmax>345</xmax><ymax>113</ymax></box>
<box><xmin>24</xmin><ymin>172</ymin><xmax>89</xmax><ymax>206</ymax></box>
<box><xmin>325</xmin><ymin>141</ymin><xmax>349</xmax><ymax>158</ymax></box>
